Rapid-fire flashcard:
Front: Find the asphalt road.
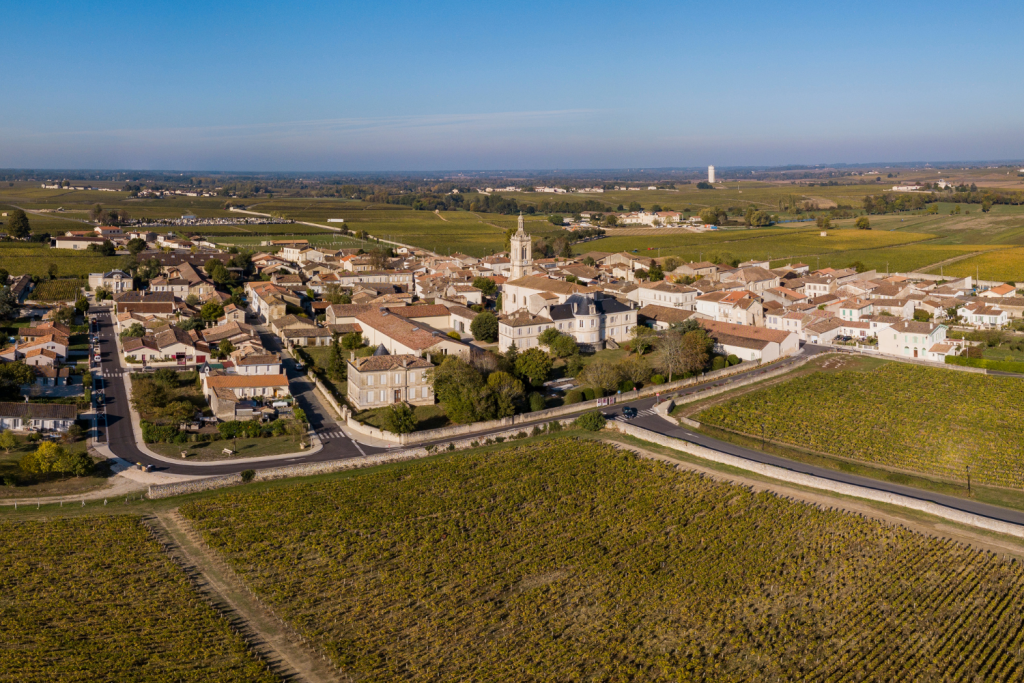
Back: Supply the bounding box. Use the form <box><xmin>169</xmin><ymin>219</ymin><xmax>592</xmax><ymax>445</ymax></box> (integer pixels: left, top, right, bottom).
<box><xmin>90</xmin><ymin>313</ymin><xmax>1024</xmax><ymax>528</ymax></box>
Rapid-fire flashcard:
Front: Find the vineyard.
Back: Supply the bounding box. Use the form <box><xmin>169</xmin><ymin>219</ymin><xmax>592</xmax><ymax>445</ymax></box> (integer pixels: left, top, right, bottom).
<box><xmin>0</xmin><ymin>516</ymin><xmax>277</xmax><ymax>682</ymax></box>
<box><xmin>181</xmin><ymin>438</ymin><xmax>1024</xmax><ymax>681</ymax></box>
<box><xmin>698</xmin><ymin>363</ymin><xmax>1024</xmax><ymax>488</ymax></box>
<box><xmin>30</xmin><ymin>278</ymin><xmax>85</xmax><ymax>302</ymax></box>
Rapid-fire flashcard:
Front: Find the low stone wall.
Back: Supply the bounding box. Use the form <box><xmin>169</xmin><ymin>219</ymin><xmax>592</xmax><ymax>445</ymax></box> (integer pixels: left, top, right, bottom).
<box><xmin>612</xmin><ymin>421</ymin><xmax>1024</xmax><ymax>540</ymax></box>
<box><xmin>312</xmin><ymin>377</ymin><xmax>345</xmax><ymax>418</ymax></box>
<box><xmin>345</xmin><ymin>355</ymin><xmax>797</xmax><ymax>445</ymax></box>
<box><xmin>147</xmin><ymin>418</ymin><xmax>579</xmax><ymax>499</ymax></box>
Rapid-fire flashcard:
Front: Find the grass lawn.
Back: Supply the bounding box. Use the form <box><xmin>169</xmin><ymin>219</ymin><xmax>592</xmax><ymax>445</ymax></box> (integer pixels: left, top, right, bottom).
<box><xmin>150</xmin><ymin>434</ymin><xmax>307</xmax><ymax>462</ymax></box>
<box><xmin>355</xmin><ymin>403</ymin><xmax>449</xmax><ymax>431</ymax></box>
<box><xmin>0</xmin><ymin>435</ymin><xmax>111</xmax><ymax>499</ymax></box>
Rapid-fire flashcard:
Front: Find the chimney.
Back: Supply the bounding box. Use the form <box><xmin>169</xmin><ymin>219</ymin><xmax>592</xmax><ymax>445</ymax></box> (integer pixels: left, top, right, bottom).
<box><xmin>349</xmin><ymin>351</ymin><xmax>354</xmax><ymax>361</ymax></box>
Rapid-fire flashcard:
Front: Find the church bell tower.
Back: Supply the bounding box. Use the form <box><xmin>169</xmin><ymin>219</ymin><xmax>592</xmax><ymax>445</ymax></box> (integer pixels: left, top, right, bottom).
<box><xmin>510</xmin><ymin>213</ymin><xmax>532</xmax><ymax>280</ymax></box>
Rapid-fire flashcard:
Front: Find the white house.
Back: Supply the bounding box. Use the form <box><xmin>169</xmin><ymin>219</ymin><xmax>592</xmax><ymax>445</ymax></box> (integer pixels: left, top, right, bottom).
<box><xmin>878</xmin><ymin>320</ymin><xmax>948</xmax><ymax>359</ymax></box>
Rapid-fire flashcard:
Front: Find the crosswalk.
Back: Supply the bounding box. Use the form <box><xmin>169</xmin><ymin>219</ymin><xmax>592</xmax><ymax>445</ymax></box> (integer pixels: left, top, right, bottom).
<box><xmin>98</xmin><ymin>370</ymin><xmax>126</xmax><ymax>378</ymax></box>
<box><xmin>611</xmin><ymin>408</ymin><xmax>658</xmax><ymax>422</ymax></box>
<box><xmin>317</xmin><ymin>428</ymin><xmax>346</xmax><ymax>441</ymax></box>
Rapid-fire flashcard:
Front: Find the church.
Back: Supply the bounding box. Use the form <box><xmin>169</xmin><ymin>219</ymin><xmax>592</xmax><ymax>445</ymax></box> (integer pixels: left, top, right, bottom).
<box><xmin>498</xmin><ymin>214</ymin><xmax>639</xmax><ymax>352</ymax></box>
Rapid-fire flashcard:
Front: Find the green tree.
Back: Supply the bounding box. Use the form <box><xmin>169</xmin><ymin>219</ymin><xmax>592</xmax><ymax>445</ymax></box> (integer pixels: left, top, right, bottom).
<box><xmin>574</xmin><ymin>411</ymin><xmax>606</xmax><ymax>431</ymax></box>
<box><xmin>120</xmin><ymin>322</ymin><xmax>146</xmax><ymax>339</ymax></box>
<box><xmin>6</xmin><ymin>209</ymin><xmax>30</xmax><ymax>239</ymax></box>
<box><xmin>538</xmin><ymin>327</ymin><xmax>560</xmax><ymax>346</ymax></box>
<box><xmin>218</xmin><ymin>339</ymin><xmax>235</xmax><ymax>358</ymax></box>
<box><xmin>578</xmin><ymin>359</ymin><xmax>621</xmax><ymax>391</ymax></box>
<box><xmin>160</xmin><ymin>401</ymin><xmax>195</xmax><ymax>424</ymax></box>
<box><xmin>95</xmin><ymin>286</ymin><xmax>113</xmax><ymax>301</ymax></box>
<box><xmin>126</xmin><ymin>237</ymin><xmax>148</xmax><ymax>255</ymax></box>
<box><xmin>472</xmin><ymin>276</ymin><xmax>497</xmax><ymax>296</ymax></box>
<box><xmin>816</xmin><ymin>216</ymin><xmax>831</xmax><ymax>229</ymax></box>
<box><xmin>131</xmin><ymin>381</ymin><xmax>168</xmax><ymax>412</ymax></box>
<box><xmin>74</xmin><ymin>294</ymin><xmax>89</xmax><ymax>315</ymax></box>
<box><xmin>630</xmin><ymin>325</ymin><xmax>657</xmax><ymax>355</ymax></box>
<box><xmin>53</xmin><ymin>306</ymin><xmax>75</xmax><ymax>326</ymax></box>
<box><xmin>548</xmin><ymin>214</ymin><xmax>564</xmax><ymax>226</ymax></box>
<box><xmin>486</xmin><ymin>371</ymin><xmax>524</xmax><ymax>417</ymax></box>
<box><xmin>855</xmin><ymin>216</ymin><xmax>871</xmax><ymax>230</ymax></box>
<box><xmin>514</xmin><ymin>348</ymin><xmax>553</xmax><ymax>387</ymax></box>
<box><xmin>680</xmin><ymin>329</ymin><xmax>713</xmax><ymax>374</ymax></box>
<box><xmin>382</xmin><ymin>403</ymin><xmax>417</xmax><ymax>434</ymax></box>
<box><xmin>550</xmin><ymin>334</ymin><xmax>578</xmax><ymax>358</ymax></box>
<box><xmin>153</xmin><ymin>367</ymin><xmax>179</xmax><ymax>388</ymax></box>
<box><xmin>328</xmin><ymin>335</ymin><xmax>346</xmax><ymax>381</ymax></box>
<box><xmin>0</xmin><ymin>362</ymin><xmax>35</xmax><ymax>393</ymax></box>
<box><xmin>628</xmin><ymin>201</ymin><xmax>642</xmax><ymax>212</ymax></box>
<box><xmin>470</xmin><ymin>311</ymin><xmax>499</xmax><ymax>343</ymax></box>
<box><xmin>341</xmin><ymin>331</ymin><xmax>364</xmax><ymax>350</ymax></box>
<box><xmin>0</xmin><ymin>286</ymin><xmax>15</xmax><ymax>320</ymax></box>
<box><xmin>200</xmin><ymin>301</ymin><xmax>224</xmax><ymax>321</ymax></box>
<box><xmin>0</xmin><ymin>429</ymin><xmax>17</xmax><ymax>454</ymax></box>
<box><xmin>293</xmin><ymin>407</ymin><xmax>307</xmax><ymax>424</ymax></box>
<box><xmin>429</xmin><ymin>356</ymin><xmax>495</xmax><ymax>424</ymax></box>
<box><xmin>185</xmin><ymin>294</ymin><xmax>200</xmax><ymax>306</ymax></box>
<box><xmin>47</xmin><ymin>263</ymin><xmax>58</xmax><ymax>280</ymax></box>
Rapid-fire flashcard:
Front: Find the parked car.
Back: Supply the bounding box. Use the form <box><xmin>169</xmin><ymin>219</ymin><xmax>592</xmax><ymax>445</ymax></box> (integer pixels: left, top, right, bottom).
<box><xmin>93</xmin><ymin>354</ymin><xmax>102</xmax><ymax>363</ymax></box>
<box><xmin>622</xmin><ymin>406</ymin><xmax>638</xmax><ymax>420</ymax></box>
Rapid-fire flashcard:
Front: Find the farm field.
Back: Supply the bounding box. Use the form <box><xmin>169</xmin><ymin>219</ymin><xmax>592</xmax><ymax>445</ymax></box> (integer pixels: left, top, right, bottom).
<box><xmin>0</xmin><ymin>516</ymin><xmax>277</xmax><ymax>682</ymax></box>
<box><xmin>0</xmin><ymin>243</ymin><xmax>124</xmax><ymax>278</ymax></box>
<box><xmin>29</xmin><ymin>278</ymin><xmax>85</xmax><ymax>301</ymax></box>
<box><xmin>926</xmin><ymin>246</ymin><xmax>1024</xmax><ymax>282</ymax></box>
<box><xmin>698</xmin><ymin>363</ymin><xmax>1024</xmax><ymax>488</ymax></box>
<box><xmin>181</xmin><ymin>437</ymin><xmax>1024</xmax><ymax>682</ymax></box>
<box><xmin>771</xmin><ymin>243</ymin><xmax>1002</xmax><ymax>274</ymax></box>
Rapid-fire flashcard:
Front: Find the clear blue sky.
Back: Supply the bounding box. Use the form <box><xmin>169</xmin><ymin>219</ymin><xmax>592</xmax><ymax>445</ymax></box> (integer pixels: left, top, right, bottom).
<box><xmin>3</xmin><ymin>0</ymin><xmax>1023</xmax><ymax>171</ymax></box>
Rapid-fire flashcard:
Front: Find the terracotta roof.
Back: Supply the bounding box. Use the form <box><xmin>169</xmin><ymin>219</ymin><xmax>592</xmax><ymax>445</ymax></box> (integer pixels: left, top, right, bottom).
<box><xmin>399</xmin><ymin>304</ymin><xmax>451</xmax><ymax>318</ymax></box>
<box><xmin>236</xmin><ymin>355</ymin><xmax>280</xmax><ymax>366</ymax></box>
<box><xmin>356</xmin><ymin>310</ymin><xmax>467</xmax><ymax>351</ymax></box>
<box><xmin>638</xmin><ymin>305</ymin><xmax>699</xmax><ymax>324</ymax></box>
<box><xmin>499</xmin><ymin>310</ymin><xmax>553</xmax><ymax>327</ymax></box>
<box><xmin>505</xmin><ymin>275</ymin><xmax>602</xmax><ymax>296</ymax></box>
<box><xmin>702</xmin><ymin>320</ymin><xmax>793</xmax><ymax>345</ymax></box>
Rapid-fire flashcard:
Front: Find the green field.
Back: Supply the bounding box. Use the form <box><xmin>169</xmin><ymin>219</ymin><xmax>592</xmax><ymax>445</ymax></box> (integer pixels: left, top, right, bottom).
<box><xmin>698</xmin><ymin>363</ymin><xmax>1024</xmax><ymax>488</ymax></box>
<box><xmin>6</xmin><ymin>181</ymin><xmax>1024</xmax><ymax>276</ymax></box>
<box><xmin>30</xmin><ymin>278</ymin><xmax>85</xmax><ymax>301</ymax></box>
<box><xmin>0</xmin><ymin>244</ymin><xmax>124</xmax><ymax>278</ymax></box>
<box><xmin>180</xmin><ymin>437</ymin><xmax>1024</xmax><ymax>681</ymax></box>
<box><xmin>0</xmin><ymin>516</ymin><xmax>276</xmax><ymax>682</ymax></box>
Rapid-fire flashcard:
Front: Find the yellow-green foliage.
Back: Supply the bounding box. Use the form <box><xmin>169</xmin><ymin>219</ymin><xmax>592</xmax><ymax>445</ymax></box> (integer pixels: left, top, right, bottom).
<box><xmin>182</xmin><ymin>438</ymin><xmax>1024</xmax><ymax>681</ymax></box>
<box><xmin>0</xmin><ymin>516</ymin><xmax>276</xmax><ymax>682</ymax></box>
<box><xmin>929</xmin><ymin>246</ymin><xmax>1024</xmax><ymax>282</ymax></box>
<box><xmin>30</xmin><ymin>278</ymin><xmax>86</xmax><ymax>301</ymax></box>
<box><xmin>699</xmin><ymin>363</ymin><xmax>1024</xmax><ymax>487</ymax></box>
<box><xmin>0</xmin><ymin>244</ymin><xmax>124</xmax><ymax>278</ymax></box>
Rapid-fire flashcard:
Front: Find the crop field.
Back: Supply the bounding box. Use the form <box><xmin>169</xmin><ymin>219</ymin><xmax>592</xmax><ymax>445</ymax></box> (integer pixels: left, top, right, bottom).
<box><xmin>0</xmin><ymin>243</ymin><xmax>123</xmax><ymax>278</ymax></box>
<box><xmin>181</xmin><ymin>438</ymin><xmax>1024</xmax><ymax>681</ymax></box>
<box><xmin>595</xmin><ymin>227</ymin><xmax>935</xmax><ymax>264</ymax></box>
<box><xmin>771</xmin><ymin>243</ymin><xmax>1003</xmax><ymax>274</ymax></box>
<box><xmin>925</xmin><ymin>246</ymin><xmax>1024</xmax><ymax>282</ymax></box>
<box><xmin>699</xmin><ymin>363</ymin><xmax>1024</xmax><ymax>488</ymax></box>
<box><xmin>29</xmin><ymin>278</ymin><xmax>85</xmax><ymax>302</ymax></box>
<box><xmin>0</xmin><ymin>516</ymin><xmax>276</xmax><ymax>682</ymax></box>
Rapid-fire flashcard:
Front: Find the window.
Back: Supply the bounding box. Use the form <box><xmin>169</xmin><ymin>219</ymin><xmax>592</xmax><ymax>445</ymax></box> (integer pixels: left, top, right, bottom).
<box><xmin>367</xmin><ymin>375</ymin><xmax>374</xmax><ymax>386</ymax></box>
<box><xmin>409</xmin><ymin>387</ymin><xmax>417</xmax><ymax>399</ymax></box>
<box><xmin>578</xmin><ymin>320</ymin><xmax>583</xmax><ymax>328</ymax></box>
<box><xmin>394</xmin><ymin>373</ymin><xmax>401</xmax><ymax>384</ymax></box>
<box><xmin>381</xmin><ymin>374</ymin><xmax>387</xmax><ymax>384</ymax></box>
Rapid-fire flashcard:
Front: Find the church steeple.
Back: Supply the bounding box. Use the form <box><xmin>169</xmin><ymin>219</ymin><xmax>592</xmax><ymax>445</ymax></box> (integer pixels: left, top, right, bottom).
<box><xmin>510</xmin><ymin>212</ymin><xmax>532</xmax><ymax>280</ymax></box>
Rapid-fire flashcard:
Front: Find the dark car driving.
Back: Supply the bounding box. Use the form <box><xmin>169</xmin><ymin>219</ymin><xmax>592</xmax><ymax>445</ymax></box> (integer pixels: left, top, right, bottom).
<box><xmin>622</xmin><ymin>406</ymin><xmax>638</xmax><ymax>419</ymax></box>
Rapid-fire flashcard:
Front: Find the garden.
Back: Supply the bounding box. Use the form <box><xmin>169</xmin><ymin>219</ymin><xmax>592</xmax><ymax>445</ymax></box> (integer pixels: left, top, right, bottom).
<box><xmin>180</xmin><ymin>437</ymin><xmax>1024</xmax><ymax>682</ymax></box>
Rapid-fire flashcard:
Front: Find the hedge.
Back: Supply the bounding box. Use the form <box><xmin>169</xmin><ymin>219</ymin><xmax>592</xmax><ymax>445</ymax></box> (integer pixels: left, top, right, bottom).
<box><xmin>945</xmin><ymin>355</ymin><xmax>1024</xmax><ymax>374</ymax></box>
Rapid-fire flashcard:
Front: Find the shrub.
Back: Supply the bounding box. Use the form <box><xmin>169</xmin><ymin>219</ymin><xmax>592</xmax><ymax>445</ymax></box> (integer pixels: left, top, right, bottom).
<box><xmin>727</xmin><ymin>354</ymin><xmax>741</xmax><ymax>366</ymax></box>
<box><xmin>548</xmin><ymin>420</ymin><xmax>562</xmax><ymax>432</ymax></box>
<box><xmin>529</xmin><ymin>392</ymin><xmax>546</xmax><ymax>412</ymax></box>
<box><xmin>531</xmin><ymin>425</ymin><xmax>544</xmax><ymax>436</ymax></box>
<box><xmin>574</xmin><ymin>411</ymin><xmax>607</xmax><ymax>432</ymax></box>
<box><xmin>515</xmin><ymin>431</ymin><xmax>528</xmax><ymax>440</ymax></box>
<box><xmin>564</xmin><ymin>389</ymin><xmax>584</xmax><ymax>405</ymax></box>
<box><xmin>582</xmin><ymin>388</ymin><xmax>595</xmax><ymax>401</ymax></box>
<box><xmin>2</xmin><ymin>475</ymin><xmax>18</xmax><ymax>487</ymax></box>
<box><xmin>650</xmin><ymin>374</ymin><xmax>666</xmax><ymax>385</ymax></box>
<box><xmin>712</xmin><ymin>356</ymin><xmax>727</xmax><ymax>371</ymax></box>
<box><xmin>618</xmin><ymin>379</ymin><xmax>635</xmax><ymax>392</ymax></box>
<box><xmin>240</xmin><ymin>469</ymin><xmax>256</xmax><ymax>483</ymax></box>
<box><xmin>593</xmin><ymin>386</ymin><xmax>605</xmax><ymax>399</ymax></box>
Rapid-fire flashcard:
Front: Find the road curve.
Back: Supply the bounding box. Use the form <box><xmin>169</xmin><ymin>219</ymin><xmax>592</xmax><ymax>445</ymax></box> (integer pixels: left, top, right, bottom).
<box><xmin>91</xmin><ymin>312</ymin><xmax>1024</xmax><ymax>528</ymax></box>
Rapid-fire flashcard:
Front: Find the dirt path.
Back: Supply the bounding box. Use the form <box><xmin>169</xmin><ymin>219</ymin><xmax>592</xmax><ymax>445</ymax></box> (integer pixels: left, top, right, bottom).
<box><xmin>154</xmin><ymin>509</ymin><xmax>343</xmax><ymax>683</ymax></box>
<box><xmin>607</xmin><ymin>437</ymin><xmax>1024</xmax><ymax>560</ymax></box>
<box><xmin>433</xmin><ymin>210</ymin><xmax>448</xmax><ymax>222</ymax></box>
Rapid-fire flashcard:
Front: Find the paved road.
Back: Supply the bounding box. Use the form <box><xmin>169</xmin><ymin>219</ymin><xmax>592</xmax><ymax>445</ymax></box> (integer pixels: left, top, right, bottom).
<box><xmin>91</xmin><ymin>316</ymin><xmax>1024</xmax><ymax>528</ymax></box>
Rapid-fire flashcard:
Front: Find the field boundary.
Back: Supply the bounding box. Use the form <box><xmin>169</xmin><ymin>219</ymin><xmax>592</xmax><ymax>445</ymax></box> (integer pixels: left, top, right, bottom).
<box><xmin>612</xmin><ymin>421</ymin><xmax>1024</xmax><ymax>539</ymax></box>
<box><xmin>152</xmin><ymin>511</ymin><xmax>341</xmax><ymax>683</ymax></box>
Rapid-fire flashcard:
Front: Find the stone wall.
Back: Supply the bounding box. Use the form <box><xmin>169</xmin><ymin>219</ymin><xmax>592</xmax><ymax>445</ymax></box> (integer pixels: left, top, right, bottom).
<box><xmin>344</xmin><ymin>354</ymin><xmax>797</xmax><ymax>445</ymax></box>
<box><xmin>611</xmin><ymin>421</ymin><xmax>1024</xmax><ymax>540</ymax></box>
<box><xmin>147</xmin><ymin>419</ymin><xmax>578</xmax><ymax>499</ymax></box>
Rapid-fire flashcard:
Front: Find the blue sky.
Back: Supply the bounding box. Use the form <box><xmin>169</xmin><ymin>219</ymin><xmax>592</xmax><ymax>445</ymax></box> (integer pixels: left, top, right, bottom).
<box><xmin>2</xmin><ymin>0</ymin><xmax>1023</xmax><ymax>171</ymax></box>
